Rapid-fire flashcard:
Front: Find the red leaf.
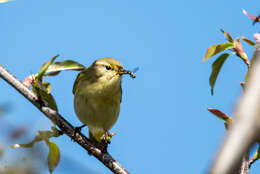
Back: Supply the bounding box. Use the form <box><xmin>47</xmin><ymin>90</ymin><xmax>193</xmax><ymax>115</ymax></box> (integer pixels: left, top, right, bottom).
<box><xmin>207</xmin><ymin>108</ymin><xmax>232</xmax><ymax>123</ymax></box>
<box><xmin>243</xmin><ymin>9</ymin><xmax>256</xmax><ymax>20</ymax></box>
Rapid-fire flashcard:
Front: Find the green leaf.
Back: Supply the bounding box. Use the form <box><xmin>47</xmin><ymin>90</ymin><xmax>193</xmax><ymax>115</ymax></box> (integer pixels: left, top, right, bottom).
<box><xmin>38</xmin><ymin>55</ymin><xmax>59</xmax><ymax>80</ymax></box>
<box><xmin>209</xmin><ymin>53</ymin><xmax>229</xmax><ymax>95</ymax></box>
<box><xmin>42</xmin><ymin>81</ymin><xmax>52</xmax><ymax>93</ymax></box>
<box><xmin>11</xmin><ymin>128</ymin><xmax>61</xmax><ymax>149</ymax></box>
<box><xmin>241</xmin><ymin>36</ymin><xmax>256</xmax><ymax>46</ymax></box>
<box><xmin>32</xmin><ymin>80</ymin><xmax>58</xmax><ymax>111</ymax></box>
<box><xmin>47</xmin><ymin>141</ymin><xmax>60</xmax><ymax>174</ymax></box>
<box><xmin>39</xmin><ymin>89</ymin><xmax>58</xmax><ymax>111</ymax></box>
<box><xmin>203</xmin><ymin>42</ymin><xmax>234</xmax><ymax>62</ymax></box>
<box><xmin>44</xmin><ymin>60</ymin><xmax>85</xmax><ymax>76</ymax></box>
<box><xmin>221</xmin><ymin>29</ymin><xmax>234</xmax><ymax>42</ymax></box>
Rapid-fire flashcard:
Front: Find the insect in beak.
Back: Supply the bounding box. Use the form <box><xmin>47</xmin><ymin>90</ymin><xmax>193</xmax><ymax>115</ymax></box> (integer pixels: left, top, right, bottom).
<box><xmin>118</xmin><ymin>69</ymin><xmax>136</xmax><ymax>78</ymax></box>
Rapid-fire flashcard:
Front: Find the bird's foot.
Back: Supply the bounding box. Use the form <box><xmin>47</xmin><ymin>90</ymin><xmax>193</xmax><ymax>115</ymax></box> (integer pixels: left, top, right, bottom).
<box><xmin>101</xmin><ymin>132</ymin><xmax>116</xmax><ymax>144</ymax></box>
<box><xmin>88</xmin><ymin>138</ymin><xmax>109</xmax><ymax>154</ymax></box>
<box><xmin>71</xmin><ymin>124</ymin><xmax>86</xmax><ymax>141</ymax></box>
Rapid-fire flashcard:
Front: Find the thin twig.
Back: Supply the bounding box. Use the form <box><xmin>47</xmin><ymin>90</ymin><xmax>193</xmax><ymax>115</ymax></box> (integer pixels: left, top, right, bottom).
<box><xmin>208</xmin><ymin>41</ymin><xmax>260</xmax><ymax>173</ymax></box>
<box><xmin>0</xmin><ymin>64</ymin><xmax>129</xmax><ymax>174</ymax></box>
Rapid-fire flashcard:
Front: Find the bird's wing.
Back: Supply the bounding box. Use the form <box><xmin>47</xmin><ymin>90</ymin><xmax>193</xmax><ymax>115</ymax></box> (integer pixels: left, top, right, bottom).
<box><xmin>72</xmin><ymin>69</ymin><xmax>87</xmax><ymax>94</ymax></box>
<box><xmin>120</xmin><ymin>85</ymin><xmax>122</xmax><ymax>103</ymax></box>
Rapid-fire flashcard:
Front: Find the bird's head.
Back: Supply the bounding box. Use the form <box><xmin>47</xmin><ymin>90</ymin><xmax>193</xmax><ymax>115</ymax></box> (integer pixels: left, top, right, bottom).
<box><xmin>90</xmin><ymin>57</ymin><xmax>135</xmax><ymax>81</ymax></box>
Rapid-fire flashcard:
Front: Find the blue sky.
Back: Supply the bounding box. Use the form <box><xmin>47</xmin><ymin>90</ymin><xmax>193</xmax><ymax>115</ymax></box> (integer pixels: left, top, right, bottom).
<box><xmin>1</xmin><ymin>0</ymin><xmax>260</xmax><ymax>173</ymax></box>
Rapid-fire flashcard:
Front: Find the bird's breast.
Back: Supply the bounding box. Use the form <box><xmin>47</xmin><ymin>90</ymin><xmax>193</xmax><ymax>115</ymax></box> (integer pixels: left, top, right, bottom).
<box><xmin>74</xmin><ymin>76</ymin><xmax>122</xmax><ymax>132</ymax></box>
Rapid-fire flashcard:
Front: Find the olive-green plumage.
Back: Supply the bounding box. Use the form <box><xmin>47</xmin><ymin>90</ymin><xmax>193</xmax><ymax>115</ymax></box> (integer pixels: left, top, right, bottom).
<box><xmin>73</xmin><ymin>57</ymin><xmax>127</xmax><ymax>143</ymax></box>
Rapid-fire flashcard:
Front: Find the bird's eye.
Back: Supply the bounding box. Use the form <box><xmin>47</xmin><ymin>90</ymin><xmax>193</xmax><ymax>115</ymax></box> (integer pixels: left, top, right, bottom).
<box><xmin>105</xmin><ymin>65</ymin><xmax>112</xmax><ymax>70</ymax></box>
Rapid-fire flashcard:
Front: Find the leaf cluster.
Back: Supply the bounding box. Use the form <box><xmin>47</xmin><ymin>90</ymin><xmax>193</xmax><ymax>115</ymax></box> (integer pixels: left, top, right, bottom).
<box><xmin>203</xmin><ymin>30</ymin><xmax>255</xmax><ymax>95</ymax></box>
<box><xmin>204</xmin><ymin>10</ymin><xmax>260</xmax><ymax>169</ymax></box>
<box><xmin>23</xmin><ymin>55</ymin><xmax>85</xmax><ymax>111</ymax></box>
<box><xmin>19</xmin><ymin>55</ymin><xmax>85</xmax><ymax>173</ymax></box>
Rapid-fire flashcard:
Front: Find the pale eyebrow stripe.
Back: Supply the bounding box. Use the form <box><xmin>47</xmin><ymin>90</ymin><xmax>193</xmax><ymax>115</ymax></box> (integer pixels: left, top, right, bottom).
<box><xmin>95</xmin><ymin>62</ymin><xmax>108</xmax><ymax>67</ymax></box>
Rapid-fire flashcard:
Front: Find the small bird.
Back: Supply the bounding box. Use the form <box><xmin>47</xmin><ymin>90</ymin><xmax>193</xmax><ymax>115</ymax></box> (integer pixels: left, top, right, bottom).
<box><xmin>73</xmin><ymin>57</ymin><xmax>134</xmax><ymax>150</ymax></box>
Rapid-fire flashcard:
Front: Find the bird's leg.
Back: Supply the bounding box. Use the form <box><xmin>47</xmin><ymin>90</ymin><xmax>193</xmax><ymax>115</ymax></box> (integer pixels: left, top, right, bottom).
<box><xmin>88</xmin><ymin>131</ymin><xmax>116</xmax><ymax>153</ymax></box>
<box><xmin>99</xmin><ymin>132</ymin><xmax>116</xmax><ymax>153</ymax></box>
<box><xmin>101</xmin><ymin>132</ymin><xmax>116</xmax><ymax>144</ymax></box>
<box><xmin>87</xmin><ymin>131</ymin><xmax>108</xmax><ymax>153</ymax></box>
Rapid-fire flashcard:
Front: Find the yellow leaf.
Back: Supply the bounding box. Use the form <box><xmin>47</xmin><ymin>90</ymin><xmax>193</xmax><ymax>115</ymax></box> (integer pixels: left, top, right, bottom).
<box><xmin>203</xmin><ymin>42</ymin><xmax>234</xmax><ymax>62</ymax></box>
<box><xmin>47</xmin><ymin>141</ymin><xmax>60</xmax><ymax>174</ymax></box>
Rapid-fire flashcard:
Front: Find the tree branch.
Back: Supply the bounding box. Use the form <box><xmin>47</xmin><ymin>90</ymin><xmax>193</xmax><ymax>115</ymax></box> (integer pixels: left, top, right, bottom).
<box><xmin>0</xmin><ymin>64</ymin><xmax>129</xmax><ymax>174</ymax></box>
<box><xmin>208</xmin><ymin>40</ymin><xmax>260</xmax><ymax>173</ymax></box>
<box><xmin>239</xmin><ymin>152</ymin><xmax>249</xmax><ymax>174</ymax></box>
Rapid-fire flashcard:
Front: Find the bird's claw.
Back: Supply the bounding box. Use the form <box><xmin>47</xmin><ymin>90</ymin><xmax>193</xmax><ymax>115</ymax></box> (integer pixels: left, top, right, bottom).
<box><xmin>101</xmin><ymin>132</ymin><xmax>116</xmax><ymax>144</ymax></box>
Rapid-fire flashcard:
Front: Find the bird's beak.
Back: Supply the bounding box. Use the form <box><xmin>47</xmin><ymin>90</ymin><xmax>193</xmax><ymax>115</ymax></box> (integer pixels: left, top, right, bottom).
<box><xmin>118</xmin><ymin>69</ymin><xmax>136</xmax><ymax>78</ymax></box>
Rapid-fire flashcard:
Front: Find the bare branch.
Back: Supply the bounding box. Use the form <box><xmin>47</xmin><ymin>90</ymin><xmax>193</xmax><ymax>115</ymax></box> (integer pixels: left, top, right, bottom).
<box><xmin>208</xmin><ymin>41</ymin><xmax>260</xmax><ymax>174</ymax></box>
<box><xmin>0</xmin><ymin>64</ymin><xmax>129</xmax><ymax>174</ymax></box>
<box><xmin>239</xmin><ymin>152</ymin><xmax>249</xmax><ymax>174</ymax></box>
